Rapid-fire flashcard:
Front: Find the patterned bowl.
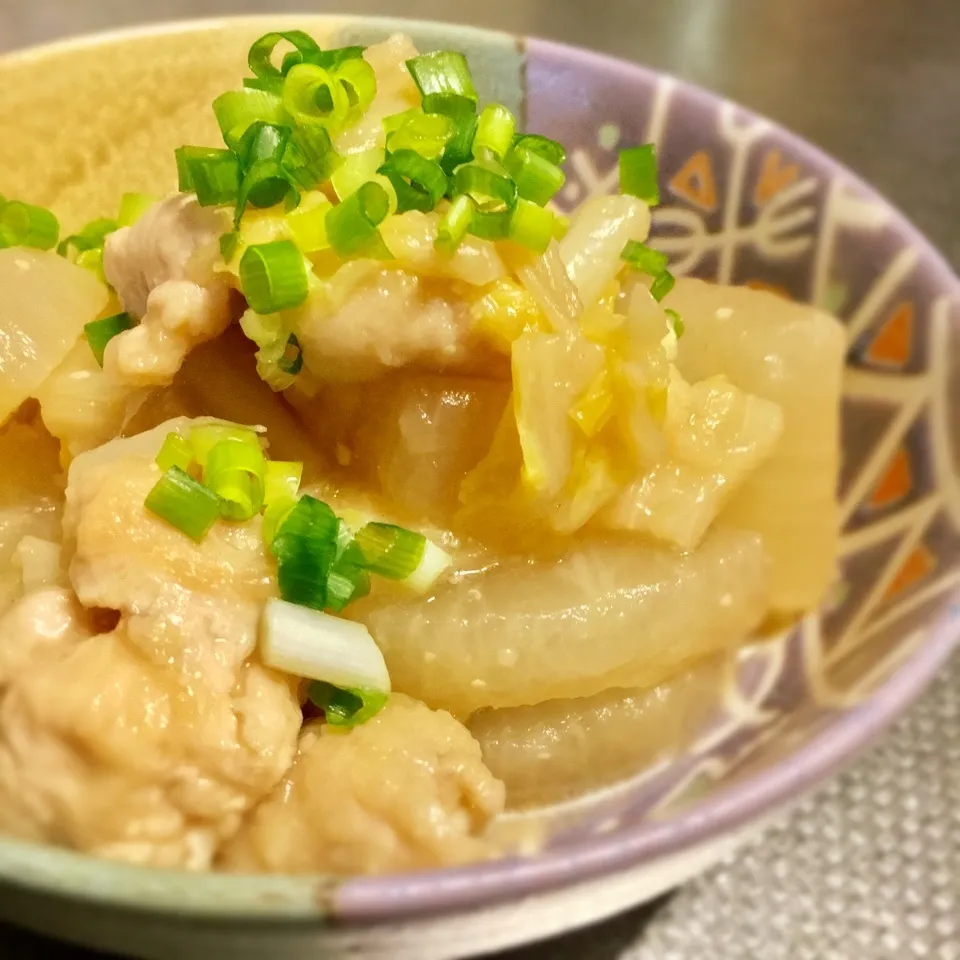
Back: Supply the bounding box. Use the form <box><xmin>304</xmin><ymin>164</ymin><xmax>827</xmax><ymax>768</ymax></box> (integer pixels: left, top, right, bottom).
<box><xmin>0</xmin><ymin>15</ymin><xmax>958</xmax><ymax>960</ymax></box>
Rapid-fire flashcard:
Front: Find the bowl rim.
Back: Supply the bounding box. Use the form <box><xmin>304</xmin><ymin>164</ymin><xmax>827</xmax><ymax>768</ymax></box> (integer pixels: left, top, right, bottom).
<box><xmin>0</xmin><ymin>12</ymin><xmax>958</xmax><ymax>925</ymax></box>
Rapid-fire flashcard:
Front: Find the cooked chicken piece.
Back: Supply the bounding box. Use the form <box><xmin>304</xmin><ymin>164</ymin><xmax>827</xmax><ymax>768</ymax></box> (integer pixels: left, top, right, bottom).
<box><xmin>294</xmin><ymin>263</ymin><xmax>499</xmax><ymax>383</ymax></box>
<box><xmin>102</xmin><ymin>195</ymin><xmax>235</xmax><ymax>388</ymax></box>
<box><xmin>0</xmin><ymin>427</ymin><xmax>301</xmax><ymax>870</ymax></box>
<box><xmin>219</xmin><ymin>694</ymin><xmax>505</xmax><ymax>875</ymax></box>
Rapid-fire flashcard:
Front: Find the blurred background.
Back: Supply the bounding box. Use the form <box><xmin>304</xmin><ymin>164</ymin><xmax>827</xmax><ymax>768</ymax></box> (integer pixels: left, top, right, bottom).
<box><xmin>1</xmin><ymin>2</ymin><xmax>958</xmax><ymax>959</ymax></box>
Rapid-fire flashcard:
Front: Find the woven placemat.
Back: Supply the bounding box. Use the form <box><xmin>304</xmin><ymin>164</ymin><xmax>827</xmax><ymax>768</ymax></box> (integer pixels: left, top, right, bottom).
<box><xmin>496</xmin><ymin>652</ymin><xmax>960</xmax><ymax>960</ymax></box>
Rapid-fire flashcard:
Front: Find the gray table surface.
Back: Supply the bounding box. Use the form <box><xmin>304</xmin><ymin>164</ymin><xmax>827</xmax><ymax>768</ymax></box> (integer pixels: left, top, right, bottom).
<box><xmin>1</xmin><ymin>2</ymin><xmax>958</xmax><ymax>958</ymax></box>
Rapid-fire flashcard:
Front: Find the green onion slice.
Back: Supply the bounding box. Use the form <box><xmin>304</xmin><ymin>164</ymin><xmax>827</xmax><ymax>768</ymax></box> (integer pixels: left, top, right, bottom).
<box><xmin>117</xmin><ymin>193</ymin><xmax>158</xmax><ymax>227</ymax></box>
<box><xmin>453</xmin><ymin>162</ymin><xmax>517</xmax><ymax>211</ymax></box>
<box><xmin>271</xmin><ymin>495</ymin><xmax>340</xmax><ymax>610</ymax></box>
<box><xmin>377</xmin><ymin>149</ymin><xmax>448</xmax><ymax>214</ymax></box>
<box><xmin>264</xmin><ymin>461</ymin><xmax>303</xmax><ymax>504</ymax></box>
<box><xmin>385</xmin><ymin>110</ymin><xmax>454</xmax><ymax>161</ymax></box>
<box><xmin>262</xmin><ymin>495</ymin><xmax>298</xmax><ymax>548</ymax></box>
<box><xmin>406</xmin><ymin>51</ymin><xmax>479</xmax><ymax>101</ymax></box>
<box><xmin>189</xmin><ymin>423</ymin><xmax>261</xmax><ymax>467</ymax></box>
<box><xmin>0</xmin><ymin>201</ymin><xmax>59</xmax><ymax>250</ymax></box>
<box><xmin>335</xmin><ymin>57</ymin><xmax>378</xmax><ymax>124</ymax></box>
<box><xmin>331</xmin><ymin>148</ymin><xmax>385</xmax><ymax>201</ymax></box>
<box><xmin>57</xmin><ymin>218</ymin><xmax>117</xmax><ymax>261</ymax></box>
<box><xmin>236</xmin><ymin>159</ymin><xmax>300</xmax><ymax>226</ymax></box>
<box><xmin>325</xmin><ymin>537</ymin><xmax>371</xmax><ymax>613</ymax></box>
<box><xmin>504</xmin><ymin>144</ymin><xmax>566</xmax><ymax>206</ymax></box>
<box><xmin>665</xmin><ymin>307</ymin><xmax>685</xmax><ymax>338</ymax></box>
<box><xmin>650</xmin><ymin>269</ymin><xmax>675</xmax><ymax>302</ymax></box>
<box><xmin>470</xmin><ymin>208</ymin><xmax>513</xmax><ymax>240</ymax></box>
<box><xmin>354</xmin><ymin>522</ymin><xmax>426</xmax><ymax>580</ymax></box>
<box><xmin>175</xmin><ymin>146</ymin><xmax>241</xmax><ymax>207</ymax></box>
<box><xmin>248</xmin><ymin>30</ymin><xmax>325</xmax><ymax>82</ymax></box>
<box><xmin>473</xmin><ymin>103</ymin><xmax>516</xmax><ymax>161</ymax></box>
<box><xmin>619</xmin><ymin>143</ymin><xmax>660</xmax><ymax>205</ymax></box>
<box><xmin>509</xmin><ymin>198</ymin><xmax>556</xmax><ymax>254</ymax></box>
<box><xmin>325</xmin><ymin>181</ymin><xmax>391</xmax><ymax>258</ymax></box>
<box><xmin>156</xmin><ymin>432</ymin><xmax>194</xmax><ymax>473</ymax></box>
<box><xmin>422</xmin><ymin>94</ymin><xmax>477</xmax><ymax>175</ymax></box>
<box><xmin>435</xmin><ymin>194</ymin><xmax>475</xmax><ymax>254</ymax></box>
<box><xmin>512</xmin><ymin>134</ymin><xmax>566</xmax><ymax>167</ymax></box>
<box><xmin>144</xmin><ymin>466</ymin><xmax>222</xmax><ymax>541</ymax></box>
<box><xmin>84</xmin><ymin>312</ymin><xmax>135</xmax><ymax>366</ymax></box>
<box><xmin>283</xmin><ymin>63</ymin><xmax>351</xmax><ymax>132</ymax></box>
<box><xmin>620</xmin><ymin>240</ymin><xmax>669</xmax><ymax>275</ymax></box>
<box><xmin>212</xmin><ymin>87</ymin><xmax>289</xmax><ymax>148</ymax></box>
<box><xmin>239</xmin><ymin>240</ymin><xmax>310</xmax><ymax>314</ymax></box>
<box><xmin>204</xmin><ymin>437</ymin><xmax>267</xmax><ymax>521</ymax></box>
<box><xmin>278</xmin><ymin>333</ymin><xmax>303</xmax><ymax>374</ymax></box>
<box><xmin>308</xmin><ymin>682</ymin><xmax>387</xmax><ymax>728</ymax></box>
<box><xmin>283</xmin><ymin>124</ymin><xmax>342</xmax><ymax>189</ymax></box>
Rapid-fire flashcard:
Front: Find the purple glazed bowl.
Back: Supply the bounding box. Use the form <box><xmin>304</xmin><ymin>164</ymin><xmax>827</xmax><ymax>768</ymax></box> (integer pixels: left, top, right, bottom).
<box><xmin>0</xmin><ymin>15</ymin><xmax>957</xmax><ymax>960</ymax></box>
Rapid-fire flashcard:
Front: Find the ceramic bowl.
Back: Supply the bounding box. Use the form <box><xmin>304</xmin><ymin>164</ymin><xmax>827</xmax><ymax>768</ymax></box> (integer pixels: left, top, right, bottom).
<box><xmin>0</xmin><ymin>15</ymin><xmax>958</xmax><ymax>960</ymax></box>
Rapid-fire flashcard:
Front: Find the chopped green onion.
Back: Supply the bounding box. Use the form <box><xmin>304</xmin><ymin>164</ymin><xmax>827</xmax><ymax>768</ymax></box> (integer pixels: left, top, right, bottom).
<box><xmin>285</xmin><ymin>197</ymin><xmax>332</xmax><ymax>252</ymax></box>
<box><xmin>283</xmin><ymin>124</ymin><xmax>342</xmax><ymax>189</ymax></box>
<box><xmin>619</xmin><ymin>144</ymin><xmax>659</xmax><ymax>205</ymax></box>
<box><xmin>262</xmin><ymin>495</ymin><xmax>298</xmax><ymax>547</ymax></box>
<box><xmin>278</xmin><ymin>333</ymin><xmax>303</xmax><ymax>374</ymax></box>
<box><xmin>385</xmin><ymin>110</ymin><xmax>454</xmax><ymax>161</ymax></box>
<box><xmin>283</xmin><ymin>63</ymin><xmax>350</xmax><ymax>132</ymax></box>
<box><xmin>354</xmin><ymin>522</ymin><xmax>426</xmax><ymax>580</ymax></box>
<box><xmin>509</xmin><ymin>198</ymin><xmax>556</xmax><ymax>253</ymax></box>
<box><xmin>155</xmin><ymin>432</ymin><xmax>194</xmax><ymax>473</ymax></box>
<box><xmin>264</xmin><ymin>461</ymin><xmax>303</xmax><ymax>504</ymax></box>
<box><xmin>406</xmin><ymin>51</ymin><xmax>479</xmax><ymax>101</ymax></box>
<box><xmin>313</xmin><ymin>46</ymin><xmax>366</xmax><ymax>72</ymax></box>
<box><xmin>512</xmin><ymin>134</ymin><xmax>566</xmax><ymax>167</ymax></box>
<box><xmin>308</xmin><ymin>682</ymin><xmax>387</xmax><ymax>728</ymax></box>
<box><xmin>378</xmin><ymin>149</ymin><xmax>448</xmax><ymax>214</ymax></box>
<box><xmin>212</xmin><ymin>88</ymin><xmax>289</xmax><ymax>149</ymax></box>
<box><xmin>236</xmin><ymin>159</ymin><xmax>299</xmax><ymax>226</ymax></box>
<box><xmin>331</xmin><ymin>148</ymin><xmax>385</xmax><ymax>201</ymax></box>
<box><xmin>260</xmin><ymin>597</ymin><xmax>390</xmax><ymax>701</ymax></box>
<box><xmin>239</xmin><ymin>240</ymin><xmax>310</xmax><ymax>314</ymax></box>
<box><xmin>470</xmin><ymin>208</ymin><xmax>513</xmax><ymax>240</ymax></box>
<box><xmin>220</xmin><ymin>231</ymin><xmax>240</xmax><ymax>262</ymax></box>
<box><xmin>175</xmin><ymin>146</ymin><xmax>240</xmax><ymax>207</ymax></box>
<box><xmin>403</xmin><ymin>538</ymin><xmax>454</xmax><ymax>594</ymax></box>
<box><xmin>189</xmin><ymin>423</ymin><xmax>260</xmax><ymax>467</ymax></box>
<box><xmin>435</xmin><ymin>195</ymin><xmax>475</xmax><ymax>254</ymax></box>
<box><xmin>620</xmin><ymin>240</ymin><xmax>668</xmax><ymax>275</ymax></box>
<box><xmin>117</xmin><ymin>193</ymin><xmax>158</xmax><ymax>227</ymax></box>
<box><xmin>84</xmin><ymin>312</ymin><xmax>135</xmax><ymax>366</ymax></box>
<box><xmin>75</xmin><ymin>248</ymin><xmax>105</xmax><ymax>281</ymax></box>
<box><xmin>144</xmin><ymin>466</ymin><xmax>222</xmax><ymax>541</ymax></box>
<box><xmin>422</xmin><ymin>94</ymin><xmax>477</xmax><ymax>175</ymax></box>
<box><xmin>325</xmin><ymin>181</ymin><xmax>390</xmax><ymax>258</ymax></box>
<box><xmin>57</xmin><ymin>218</ymin><xmax>117</xmax><ymax>261</ymax></box>
<box><xmin>326</xmin><ymin>537</ymin><xmax>371</xmax><ymax>612</ymax></box>
<box><xmin>271</xmin><ymin>495</ymin><xmax>340</xmax><ymax>610</ymax></box>
<box><xmin>453</xmin><ymin>162</ymin><xmax>518</xmax><ymax>213</ymax></box>
<box><xmin>650</xmin><ymin>269</ymin><xmax>675</xmax><ymax>302</ymax></box>
<box><xmin>335</xmin><ymin>57</ymin><xmax>378</xmax><ymax>124</ymax></box>
<box><xmin>620</xmin><ymin>241</ymin><xmax>674</xmax><ymax>302</ymax></box>
<box><xmin>248</xmin><ymin>30</ymin><xmax>325</xmax><ymax>82</ymax></box>
<box><xmin>0</xmin><ymin>201</ymin><xmax>59</xmax><ymax>250</ymax></box>
<box><xmin>473</xmin><ymin>104</ymin><xmax>516</xmax><ymax>160</ymax></box>
<box><xmin>235</xmin><ymin>121</ymin><xmax>289</xmax><ymax>169</ymax></box>
<box><xmin>665</xmin><ymin>307</ymin><xmax>685</xmax><ymax>338</ymax></box>
<box><xmin>204</xmin><ymin>437</ymin><xmax>267</xmax><ymax>521</ymax></box>
<box><xmin>504</xmin><ymin>144</ymin><xmax>566</xmax><ymax>206</ymax></box>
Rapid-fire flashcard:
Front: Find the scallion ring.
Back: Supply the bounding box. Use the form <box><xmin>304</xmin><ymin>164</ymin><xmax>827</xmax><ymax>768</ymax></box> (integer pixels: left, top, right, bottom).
<box><xmin>406</xmin><ymin>51</ymin><xmax>479</xmax><ymax>101</ymax></box>
<box><xmin>0</xmin><ymin>201</ymin><xmax>59</xmax><ymax>250</ymax></box>
<box><xmin>239</xmin><ymin>240</ymin><xmax>310</xmax><ymax>314</ymax></box>
<box><xmin>175</xmin><ymin>146</ymin><xmax>240</xmax><ymax>207</ymax></box>
<box><xmin>84</xmin><ymin>312</ymin><xmax>135</xmax><ymax>366</ymax></box>
<box><xmin>377</xmin><ymin>149</ymin><xmax>448</xmax><ymax>214</ymax></box>
<box><xmin>325</xmin><ymin>181</ymin><xmax>391</xmax><ymax>258</ymax></box>
<box><xmin>204</xmin><ymin>437</ymin><xmax>267</xmax><ymax>521</ymax></box>
<box><xmin>619</xmin><ymin>143</ymin><xmax>660</xmax><ymax>205</ymax></box>
<box><xmin>283</xmin><ymin>63</ymin><xmax>351</xmax><ymax>132</ymax></box>
<box><xmin>144</xmin><ymin>466</ymin><xmax>222</xmax><ymax>542</ymax></box>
